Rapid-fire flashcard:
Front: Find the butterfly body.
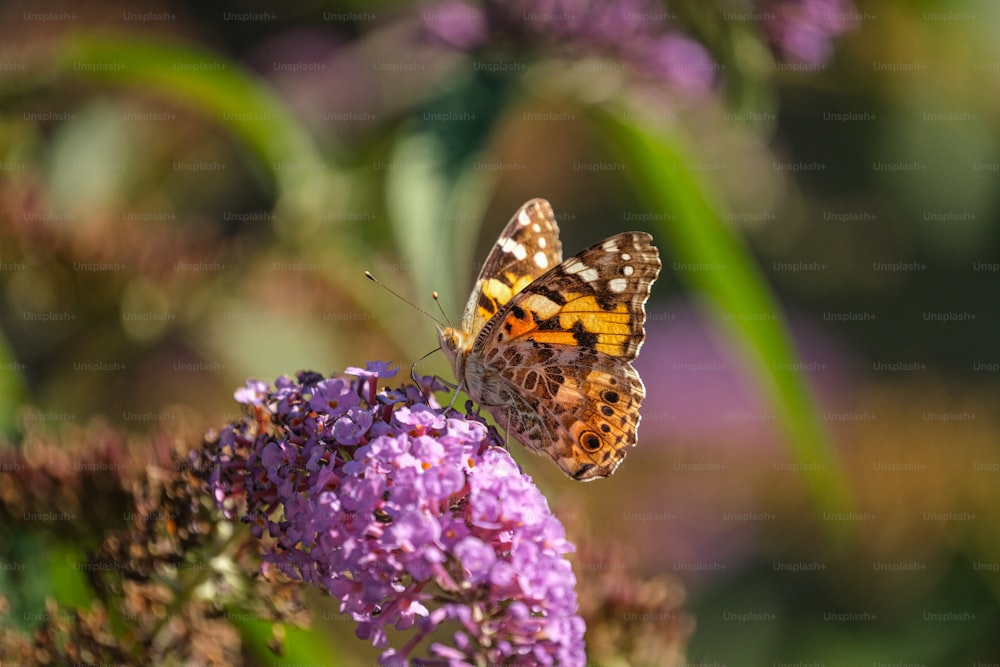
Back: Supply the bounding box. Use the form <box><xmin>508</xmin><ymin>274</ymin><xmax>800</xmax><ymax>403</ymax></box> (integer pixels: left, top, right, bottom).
<box><xmin>438</xmin><ymin>199</ymin><xmax>660</xmax><ymax>481</ymax></box>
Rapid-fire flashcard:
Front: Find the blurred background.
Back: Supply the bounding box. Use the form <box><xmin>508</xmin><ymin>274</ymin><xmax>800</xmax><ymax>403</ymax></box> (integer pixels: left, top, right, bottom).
<box><xmin>1</xmin><ymin>0</ymin><xmax>999</xmax><ymax>664</ymax></box>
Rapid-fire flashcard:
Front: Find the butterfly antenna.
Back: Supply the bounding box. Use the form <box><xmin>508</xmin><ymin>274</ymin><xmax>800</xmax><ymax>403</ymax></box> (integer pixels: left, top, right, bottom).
<box><xmin>432</xmin><ymin>292</ymin><xmax>455</xmax><ymax>329</ymax></box>
<box><xmin>366</xmin><ymin>271</ymin><xmax>459</xmax><ymax>399</ymax></box>
<box><xmin>365</xmin><ymin>271</ymin><xmax>446</xmax><ymax>328</ymax></box>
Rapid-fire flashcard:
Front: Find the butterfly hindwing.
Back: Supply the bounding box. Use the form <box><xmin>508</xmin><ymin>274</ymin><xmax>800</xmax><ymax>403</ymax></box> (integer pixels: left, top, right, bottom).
<box><xmin>482</xmin><ymin>346</ymin><xmax>647</xmax><ymax>480</ymax></box>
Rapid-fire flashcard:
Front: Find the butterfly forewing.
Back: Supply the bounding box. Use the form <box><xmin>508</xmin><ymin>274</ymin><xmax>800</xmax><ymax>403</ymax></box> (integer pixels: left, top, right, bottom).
<box><xmin>478</xmin><ymin>232</ymin><xmax>659</xmax><ymax>361</ymax></box>
<box><xmin>461</xmin><ymin>198</ymin><xmax>563</xmax><ymax>336</ymax></box>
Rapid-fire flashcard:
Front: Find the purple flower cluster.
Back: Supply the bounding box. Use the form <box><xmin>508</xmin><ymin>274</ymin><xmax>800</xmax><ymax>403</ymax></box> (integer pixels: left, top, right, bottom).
<box><xmin>423</xmin><ymin>0</ymin><xmax>857</xmax><ymax>88</ymax></box>
<box><xmin>212</xmin><ymin>362</ymin><xmax>586</xmax><ymax>665</ymax></box>
<box><xmin>757</xmin><ymin>0</ymin><xmax>857</xmax><ymax>65</ymax></box>
<box><xmin>423</xmin><ymin>0</ymin><xmax>717</xmax><ymax>92</ymax></box>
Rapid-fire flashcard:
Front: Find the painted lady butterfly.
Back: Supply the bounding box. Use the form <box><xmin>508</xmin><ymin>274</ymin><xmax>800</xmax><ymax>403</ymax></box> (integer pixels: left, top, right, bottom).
<box><xmin>438</xmin><ymin>199</ymin><xmax>661</xmax><ymax>480</ymax></box>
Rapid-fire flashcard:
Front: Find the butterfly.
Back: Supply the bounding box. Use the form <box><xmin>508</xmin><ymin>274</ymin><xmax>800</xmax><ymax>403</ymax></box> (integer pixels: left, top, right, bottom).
<box><xmin>438</xmin><ymin>198</ymin><xmax>661</xmax><ymax>480</ymax></box>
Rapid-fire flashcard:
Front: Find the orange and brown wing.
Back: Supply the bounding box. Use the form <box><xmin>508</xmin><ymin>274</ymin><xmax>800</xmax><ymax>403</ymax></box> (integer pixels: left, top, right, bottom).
<box><xmin>461</xmin><ymin>198</ymin><xmax>563</xmax><ymax>336</ymax></box>
<box><xmin>473</xmin><ymin>231</ymin><xmax>660</xmax><ymax>361</ymax></box>
<box><xmin>474</xmin><ymin>231</ymin><xmax>661</xmax><ymax>480</ymax></box>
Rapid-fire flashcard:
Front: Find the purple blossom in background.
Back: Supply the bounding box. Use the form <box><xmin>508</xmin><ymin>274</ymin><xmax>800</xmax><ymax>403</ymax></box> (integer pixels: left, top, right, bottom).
<box><xmin>212</xmin><ymin>362</ymin><xmax>586</xmax><ymax>665</ymax></box>
<box><xmin>423</xmin><ymin>0</ymin><xmax>857</xmax><ymax>87</ymax></box>
<box><xmin>757</xmin><ymin>0</ymin><xmax>857</xmax><ymax>65</ymax></box>
<box><xmin>423</xmin><ymin>0</ymin><xmax>718</xmax><ymax>92</ymax></box>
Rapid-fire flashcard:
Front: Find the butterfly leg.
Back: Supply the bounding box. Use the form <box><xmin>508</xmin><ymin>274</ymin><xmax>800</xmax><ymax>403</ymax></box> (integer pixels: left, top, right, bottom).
<box><xmin>410</xmin><ymin>351</ymin><xmax>456</xmax><ymax>388</ymax></box>
<box><xmin>445</xmin><ymin>384</ymin><xmax>463</xmax><ymax>410</ymax></box>
<box><xmin>407</xmin><ymin>352</ymin><xmax>462</xmax><ymax>404</ymax></box>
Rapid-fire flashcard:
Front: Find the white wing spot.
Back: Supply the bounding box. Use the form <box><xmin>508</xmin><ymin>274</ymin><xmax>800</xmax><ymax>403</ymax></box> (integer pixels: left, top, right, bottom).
<box><xmin>608</xmin><ymin>277</ymin><xmax>628</xmax><ymax>293</ymax></box>
<box><xmin>602</xmin><ymin>238</ymin><xmax>619</xmax><ymax>252</ymax></box>
<box><xmin>518</xmin><ymin>209</ymin><xmax>532</xmax><ymax>226</ymax></box>
<box><xmin>498</xmin><ymin>236</ymin><xmax>528</xmax><ymax>260</ymax></box>
<box><xmin>538</xmin><ymin>237</ymin><xmax>547</xmax><ymax>248</ymax></box>
<box><xmin>534</xmin><ymin>251</ymin><xmax>549</xmax><ymax>269</ymax></box>
<box><xmin>622</xmin><ymin>265</ymin><xmax>634</xmax><ymax>276</ymax></box>
<box><xmin>620</xmin><ymin>252</ymin><xmax>631</xmax><ymax>261</ymax></box>
<box><xmin>532</xmin><ymin>223</ymin><xmax>541</xmax><ymax>233</ymax></box>
<box><xmin>563</xmin><ymin>260</ymin><xmax>600</xmax><ymax>282</ymax></box>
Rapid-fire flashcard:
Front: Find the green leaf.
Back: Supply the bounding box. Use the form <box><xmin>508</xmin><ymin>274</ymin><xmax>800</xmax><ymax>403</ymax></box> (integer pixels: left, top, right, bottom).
<box><xmin>233</xmin><ymin>614</ymin><xmax>349</xmax><ymax>666</ymax></box>
<box><xmin>599</xmin><ymin>110</ymin><xmax>855</xmax><ymax>537</ymax></box>
<box><xmin>55</xmin><ymin>34</ymin><xmax>332</xmax><ymax>232</ymax></box>
<box><xmin>386</xmin><ymin>67</ymin><xmax>522</xmax><ymax>317</ymax></box>
<box><xmin>0</xmin><ymin>327</ymin><xmax>26</xmax><ymax>439</ymax></box>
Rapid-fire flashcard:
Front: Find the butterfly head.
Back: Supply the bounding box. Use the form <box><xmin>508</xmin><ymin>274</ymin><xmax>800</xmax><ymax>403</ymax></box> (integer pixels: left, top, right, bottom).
<box><xmin>437</xmin><ymin>325</ymin><xmax>471</xmax><ymax>384</ymax></box>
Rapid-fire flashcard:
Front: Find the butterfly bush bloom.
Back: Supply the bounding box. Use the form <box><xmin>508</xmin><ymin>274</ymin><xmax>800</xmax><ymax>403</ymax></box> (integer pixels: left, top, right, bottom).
<box><xmin>423</xmin><ymin>0</ymin><xmax>857</xmax><ymax>86</ymax></box>
<box><xmin>423</xmin><ymin>0</ymin><xmax>718</xmax><ymax>92</ymax></box>
<box><xmin>212</xmin><ymin>362</ymin><xmax>586</xmax><ymax>665</ymax></box>
<box><xmin>757</xmin><ymin>0</ymin><xmax>857</xmax><ymax>65</ymax></box>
